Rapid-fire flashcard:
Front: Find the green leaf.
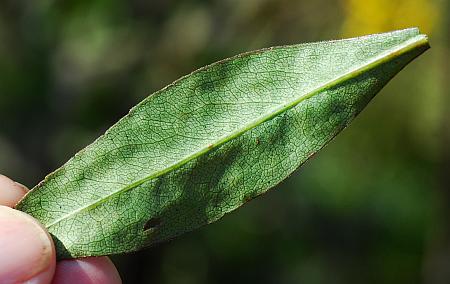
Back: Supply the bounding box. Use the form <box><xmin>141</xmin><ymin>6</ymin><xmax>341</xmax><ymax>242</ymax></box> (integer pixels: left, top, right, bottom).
<box><xmin>17</xmin><ymin>28</ymin><xmax>429</xmax><ymax>259</ymax></box>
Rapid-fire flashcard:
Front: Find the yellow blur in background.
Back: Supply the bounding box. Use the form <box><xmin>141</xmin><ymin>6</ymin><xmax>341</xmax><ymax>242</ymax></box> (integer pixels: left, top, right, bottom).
<box><xmin>341</xmin><ymin>0</ymin><xmax>439</xmax><ymax>36</ymax></box>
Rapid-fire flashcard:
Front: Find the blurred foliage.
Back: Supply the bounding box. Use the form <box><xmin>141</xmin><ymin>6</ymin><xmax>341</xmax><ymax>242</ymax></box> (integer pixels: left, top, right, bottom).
<box><xmin>0</xmin><ymin>0</ymin><xmax>448</xmax><ymax>283</ymax></box>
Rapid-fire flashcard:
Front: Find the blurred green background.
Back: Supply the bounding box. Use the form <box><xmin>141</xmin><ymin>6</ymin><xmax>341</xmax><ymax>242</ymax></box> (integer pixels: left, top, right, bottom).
<box><xmin>0</xmin><ymin>0</ymin><xmax>448</xmax><ymax>283</ymax></box>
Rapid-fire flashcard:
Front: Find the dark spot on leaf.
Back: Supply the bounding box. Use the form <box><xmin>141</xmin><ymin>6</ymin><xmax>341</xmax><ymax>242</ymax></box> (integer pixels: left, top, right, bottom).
<box><xmin>143</xmin><ymin>217</ymin><xmax>162</xmax><ymax>232</ymax></box>
<box><xmin>331</xmin><ymin>101</ymin><xmax>346</xmax><ymax>114</ymax></box>
<box><xmin>307</xmin><ymin>152</ymin><xmax>316</xmax><ymax>160</ymax></box>
<box><xmin>243</xmin><ymin>193</ymin><xmax>255</xmax><ymax>203</ymax></box>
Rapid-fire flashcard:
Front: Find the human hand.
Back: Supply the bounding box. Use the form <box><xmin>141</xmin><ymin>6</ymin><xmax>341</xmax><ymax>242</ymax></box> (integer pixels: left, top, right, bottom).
<box><xmin>0</xmin><ymin>174</ymin><xmax>122</xmax><ymax>284</ymax></box>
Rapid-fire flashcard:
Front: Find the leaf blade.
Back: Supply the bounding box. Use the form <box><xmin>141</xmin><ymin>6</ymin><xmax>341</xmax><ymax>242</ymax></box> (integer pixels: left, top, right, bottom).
<box><xmin>17</xmin><ymin>28</ymin><xmax>429</xmax><ymax>259</ymax></box>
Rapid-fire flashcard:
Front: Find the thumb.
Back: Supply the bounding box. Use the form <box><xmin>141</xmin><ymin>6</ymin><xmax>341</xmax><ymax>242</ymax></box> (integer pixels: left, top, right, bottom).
<box><xmin>0</xmin><ymin>206</ymin><xmax>56</xmax><ymax>284</ymax></box>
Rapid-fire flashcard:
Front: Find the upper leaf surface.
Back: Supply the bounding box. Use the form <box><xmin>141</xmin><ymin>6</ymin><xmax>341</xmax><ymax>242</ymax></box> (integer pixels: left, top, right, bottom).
<box><xmin>17</xmin><ymin>28</ymin><xmax>429</xmax><ymax>258</ymax></box>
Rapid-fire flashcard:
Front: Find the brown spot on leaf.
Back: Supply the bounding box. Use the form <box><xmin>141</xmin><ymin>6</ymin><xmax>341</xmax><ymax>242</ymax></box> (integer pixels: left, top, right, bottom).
<box><xmin>143</xmin><ymin>217</ymin><xmax>162</xmax><ymax>232</ymax></box>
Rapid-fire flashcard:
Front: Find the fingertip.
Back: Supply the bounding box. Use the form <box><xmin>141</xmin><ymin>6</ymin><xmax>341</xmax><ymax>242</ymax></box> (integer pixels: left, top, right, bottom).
<box><xmin>0</xmin><ymin>174</ymin><xmax>28</xmax><ymax>207</ymax></box>
<box><xmin>0</xmin><ymin>206</ymin><xmax>56</xmax><ymax>284</ymax></box>
<box><xmin>53</xmin><ymin>257</ymin><xmax>122</xmax><ymax>284</ymax></box>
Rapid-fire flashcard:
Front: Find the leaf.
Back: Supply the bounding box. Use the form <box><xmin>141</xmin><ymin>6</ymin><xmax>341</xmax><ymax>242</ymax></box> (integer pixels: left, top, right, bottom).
<box><xmin>17</xmin><ymin>28</ymin><xmax>429</xmax><ymax>259</ymax></box>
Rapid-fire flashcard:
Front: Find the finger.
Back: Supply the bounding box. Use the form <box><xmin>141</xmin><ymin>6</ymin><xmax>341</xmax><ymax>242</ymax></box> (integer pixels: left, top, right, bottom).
<box><xmin>0</xmin><ymin>174</ymin><xmax>28</xmax><ymax>207</ymax></box>
<box><xmin>0</xmin><ymin>206</ymin><xmax>56</xmax><ymax>284</ymax></box>
<box><xmin>52</xmin><ymin>257</ymin><xmax>122</xmax><ymax>284</ymax></box>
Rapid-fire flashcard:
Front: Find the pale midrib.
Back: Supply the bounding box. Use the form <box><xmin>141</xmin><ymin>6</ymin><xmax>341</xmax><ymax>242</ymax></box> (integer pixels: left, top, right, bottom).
<box><xmin>46</xmin><ymin>35</ymin><xmax>428</xmax><ymax>229</ymax></box>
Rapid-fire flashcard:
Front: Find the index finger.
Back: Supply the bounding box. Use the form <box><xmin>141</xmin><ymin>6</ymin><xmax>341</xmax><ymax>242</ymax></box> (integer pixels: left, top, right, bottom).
<box><xmin>0</xmin><ymin>174</ymin><xmax>122</xmax><ymax>284</ymax></box>
<box><xmin>0</xmin><ymin>174</ymin><xmax>28</xmax><ymax>207</ymax></box>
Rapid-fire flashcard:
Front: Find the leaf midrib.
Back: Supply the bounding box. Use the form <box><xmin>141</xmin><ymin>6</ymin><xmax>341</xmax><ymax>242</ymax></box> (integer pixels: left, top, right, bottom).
<box><xmin>46</xmin><ymin>35</ymin><xmax>428</xmax><ymax>229</ymax></box>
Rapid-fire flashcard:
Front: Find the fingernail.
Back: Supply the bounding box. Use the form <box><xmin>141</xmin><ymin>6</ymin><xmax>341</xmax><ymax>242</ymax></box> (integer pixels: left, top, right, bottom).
<box><xmin>0</xmin><ymin>175</ymin><xmax>28</xmax><ymax>207</ymax></box>
<box><xmin>0</xmin><ymin>206</ymin><xmax>55</xmax><ymax>283</ymax></box>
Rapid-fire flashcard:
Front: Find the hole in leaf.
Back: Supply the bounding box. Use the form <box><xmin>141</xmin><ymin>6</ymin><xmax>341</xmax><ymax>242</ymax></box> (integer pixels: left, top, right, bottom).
<box><xmin>143</xmin><ymin>217</ymin><xmax>162</xmax><ymax>232</ymax></box>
